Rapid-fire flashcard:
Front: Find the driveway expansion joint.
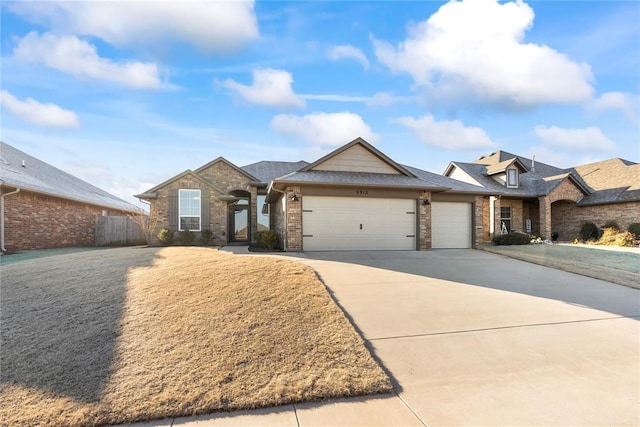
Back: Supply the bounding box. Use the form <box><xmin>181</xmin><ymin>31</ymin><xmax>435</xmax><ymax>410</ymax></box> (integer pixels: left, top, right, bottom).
<box><xmin>368</xmin><ymin>315</ymin><xmax>636</xmax><ymax>341</ymax></box>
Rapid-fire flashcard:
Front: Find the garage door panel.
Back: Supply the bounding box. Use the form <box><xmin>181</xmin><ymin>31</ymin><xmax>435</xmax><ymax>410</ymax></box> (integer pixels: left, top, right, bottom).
<box><xmin>432</xmin><ymin>202</ymin><xmax>472</xmax><ymax>249</ymax></box>
<box><xmin>303</xmin><ymin>196</ymin><xmax>416</xmax><ymax>251</ymax></box>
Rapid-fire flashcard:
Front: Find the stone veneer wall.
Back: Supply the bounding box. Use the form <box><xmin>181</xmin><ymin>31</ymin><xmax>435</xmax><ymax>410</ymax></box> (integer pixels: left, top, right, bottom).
<box><xmin>3</xmin><ymin>190</ymin><xmax>123</xmax><ymax>251</ymax></box>
<box><xmin>419</xmin><ymin>191</ymin><xmax>431</xmax><ymax>250</ymax></box>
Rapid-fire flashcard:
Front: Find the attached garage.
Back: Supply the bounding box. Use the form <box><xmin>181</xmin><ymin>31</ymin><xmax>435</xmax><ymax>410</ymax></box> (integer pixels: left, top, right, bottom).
<box><xmin>302</xmin><ymin>196</ymin><xmax>416</xmax><ymax>250</ymax></box>
<box><xmin>431</xmin><ymin>202</ymin><xmax>472</xmax><ymax>249</ymax></box>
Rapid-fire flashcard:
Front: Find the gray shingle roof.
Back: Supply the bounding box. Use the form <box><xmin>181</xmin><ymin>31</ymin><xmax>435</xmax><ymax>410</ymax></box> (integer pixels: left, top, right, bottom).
<box><xmin>274</xmin><ymin>170</ymin><xmax>444</xmax><ymax>189</ymax></box>
<box><xmin>1</xmin><ymin>141</ymin><xmax>138</xmax><ymax>212</ymax></box>
<box><xmin>241</xmin><ymin>161</ymin><xmax>310</xmax><ymax>183</ymax></box>
<box><xmin>402</xmin><ymin>165</ymin><xmax>492</xmax><ymax>193</ymax></box>
<box><xmin>453</xmin><ymin>152</ymin><xmax>640</xmax><ymax>204</ymax></box>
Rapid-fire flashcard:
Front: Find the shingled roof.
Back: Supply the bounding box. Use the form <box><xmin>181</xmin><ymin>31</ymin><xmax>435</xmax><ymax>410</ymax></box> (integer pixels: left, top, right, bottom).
<box><xmin>1</xmin><ymin>141</ymin><xmax>137</xmax><ymax>212</ymax></box>
<box><xmin>450</xmin><ymin>151</ymin><xmax>639</xmax><ymax>205</ymax></box>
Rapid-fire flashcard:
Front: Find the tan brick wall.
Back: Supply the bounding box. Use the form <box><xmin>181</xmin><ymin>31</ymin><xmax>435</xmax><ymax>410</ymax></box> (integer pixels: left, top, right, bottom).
<box><xmin>419</xmin><ymin>191</ymin><xmax>431</xmax><ymax>250</ymax></box>
<box><xmin>552</xmin><ymin>201</ymin><xmax>640</xmax><ymax>241</ymax></box>
<box><xmin>548</xmin><ymin>179</ymin><xmax>584</xmax><ymax>204</ymax></box>
<box><xmin>473</xmin><ymin>196</ymin><xmax>484</xmax><ymax>248</ymax></box>
<box><xmin>3</xmin><ymin>190</ymin><xmax>125</xmax><ymax>251</ymax></box>
<box><xmin>286</xmin><ymin>186</ymin><xmax>302</xmax><ymax>250</ymax></box>
<box><xmin>499</xmin><ymin>198</ymin><xmax>523</xmax><ymax>232</ymax></box>
<box><xmin>148</xmin><ymin>163</ymin><xmax>258</xmax><ymax>246</ymax></box>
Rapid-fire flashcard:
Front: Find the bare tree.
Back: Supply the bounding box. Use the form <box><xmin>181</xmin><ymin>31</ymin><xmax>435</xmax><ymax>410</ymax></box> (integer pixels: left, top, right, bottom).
<box><xmin>129</xmin><ymin>207</ymin><xmax>159</xmax><ymax>246</ymax></box>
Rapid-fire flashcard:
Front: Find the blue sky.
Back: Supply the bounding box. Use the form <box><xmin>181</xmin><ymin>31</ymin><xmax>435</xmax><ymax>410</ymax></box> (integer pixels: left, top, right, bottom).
<box><xmin>1</xmin><ymin>0</ymin><xmax>638</xmax><ymax>208</ymax></box>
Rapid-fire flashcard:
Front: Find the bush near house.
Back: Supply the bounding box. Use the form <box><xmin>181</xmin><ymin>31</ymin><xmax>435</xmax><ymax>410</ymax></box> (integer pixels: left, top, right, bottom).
<box><xmin>157</xmin><ymin>228</ymin><xmax>174</xmax><ymax>246</ymax></box>
<box><xmin>179</xmin><ymin>230</ymin><xmax>195</xmax><ymax>246</ymax></box>
<box><xmin>595</xmin><ymin>228</ymin><xmax>635</xmax><ymax>247</ymax></box>
<box><xmin>492</xmin><ymin>231</ymin><xmax>531</xmax><ymax>246</ymax></box>
<box><xmin>200</xmin><ymin>229</ymin><xmax>213</xmax><ymax>245</ymax></box>
<box><xmin>254</xmin><ymin>230</ymin><xmax>280</xmax><ymax>251</ymax></box>
<box><xmin>627</xmin><ymin>223</ymin><xmax>640</xmax><ymax>239</ymax></box>
<box><xmin>602</xmin><ymin>220</ymin><xmax>620</xmax><ymax>231</ymax></box>
<box><xmin>579</xmin><ymin>222</ymin><xmax>600</xmax><ymax>241</ymax></box>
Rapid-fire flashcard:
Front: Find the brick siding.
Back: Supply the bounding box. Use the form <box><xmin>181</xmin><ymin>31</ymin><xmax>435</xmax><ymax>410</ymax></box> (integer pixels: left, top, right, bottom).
<box><xmin>148</xmin><ymin>162</ymin><xmax>258</xmax><ymax>246</ymax></box>
<box><xmin>3</xmin><ymin>190</ymin><xmax>124</xmax><ymax>252</ymax></box>
<box><xmin>552</xmin><ymin>201</ymin><xmax>640</xmax><ymax>241</ymax></box>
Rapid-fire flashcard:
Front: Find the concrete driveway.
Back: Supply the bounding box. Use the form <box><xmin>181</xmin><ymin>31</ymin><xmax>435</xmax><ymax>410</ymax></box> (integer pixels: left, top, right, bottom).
<box><xmin>296</xmin><ymin>249</ymin><xmax>639</xmax><ymax>426</ymax></box>
<box><xmin>165</xmin><ymin>248</ymin><xmax>638</xmax><ymax>426</ymax></box>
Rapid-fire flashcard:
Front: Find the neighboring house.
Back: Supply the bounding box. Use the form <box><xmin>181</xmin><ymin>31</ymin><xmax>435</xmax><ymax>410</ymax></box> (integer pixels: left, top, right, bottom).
<box><xmin>0</xmin><ymin>141</ymin><xmax>139</xmax><ymax>252</ymax></box>
<box><xmin>445</xmin><ymin>151</ymin><xmax>640</xmax><ymax>242</ymax></box>
<box><xmin>136</xmin><ymin>138</ymin><xmax>492</xmax><ymax>251</ymax></box>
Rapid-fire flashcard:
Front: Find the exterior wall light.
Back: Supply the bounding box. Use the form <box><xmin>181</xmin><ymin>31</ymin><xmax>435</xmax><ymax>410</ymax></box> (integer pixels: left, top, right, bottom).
<box><xmin>422</xmin><ymin>198</ymin><xmax>430</xmax><ymax>205</ymax></box>
<box><xmin>290</xmin><ymin>193</ymin><xmax>299</xmax><ymax>202</ymax></box>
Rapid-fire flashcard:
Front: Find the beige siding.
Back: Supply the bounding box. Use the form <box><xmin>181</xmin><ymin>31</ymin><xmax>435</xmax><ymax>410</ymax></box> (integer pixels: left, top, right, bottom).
<box><xmin>311</xmin><ymin>144</ymin><xmax>400</xmax><ymax>174</ymax></box>
<box><xmin>448</xmin><ymin>167</ymin><xmax>482</xmax><ymax>186</ymax></box>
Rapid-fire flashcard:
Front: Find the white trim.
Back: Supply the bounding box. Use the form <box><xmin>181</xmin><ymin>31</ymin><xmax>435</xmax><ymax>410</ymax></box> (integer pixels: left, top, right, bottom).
<box><xmin>178</xmin><ymin>189</ymin><xmax>201</xmax><ymax>231</ymax></box>
<box><xmin>506</xmin><ymin>167</ymin><xmax>519</xmax><ymax>188</ymax></box>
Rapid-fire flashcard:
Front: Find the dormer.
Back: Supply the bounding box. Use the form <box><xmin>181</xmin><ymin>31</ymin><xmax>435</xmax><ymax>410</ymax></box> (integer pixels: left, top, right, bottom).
<box><xmin>485</xmin><ymin>158</ymin><xmax>528</xmax><ymax>188</ymax></box>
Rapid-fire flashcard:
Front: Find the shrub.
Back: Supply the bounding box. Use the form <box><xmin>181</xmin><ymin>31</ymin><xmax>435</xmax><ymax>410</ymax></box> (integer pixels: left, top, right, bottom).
<box><xmin>179</xmin><ymin>229</ymin><xmax>195</xmax><ymax>246</ymax></box>
<box><xmin>255</xmin><ymin>230</ymin><xmax>280</xmax><ymax>250</ymax></box>
<box><xmin>579</xmin><ymin>222</ymin><xmax>600</xmax><ymax>241</ymax></box>
<box><xmin>627</xmin><ymin>223</ymin><xmax>640</xmax><ymax>239</ymax></box>
<box><xmin>492</xmin><ymin>231</ymin><xmax>531</xmax><ymax>246</ymax></box>
<box><xmin>599</xmin><ymin>228</ymin><xmax>635</xmax><ymax>247</ymax></box>
<box><xmin>157</xmin><ymin>228</ymin><xmax>174</xmax><ymax>246</ymax></box>
<box><xmin>200</xmin><ymin>229</ymin><xmax>213</xmax><ymax>245</ymax></box>
<box><xmin>602</xmin><ymin>220</ymin><xmax>620</xmax><ymax>231</ymax></box>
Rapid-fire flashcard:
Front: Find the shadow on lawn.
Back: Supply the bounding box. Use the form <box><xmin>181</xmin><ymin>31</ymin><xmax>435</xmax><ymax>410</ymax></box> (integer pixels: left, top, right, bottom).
<box><xmin>0</xmin><ymin>247</ymin><xmax>161</xmax><ymax>403</ymax></box>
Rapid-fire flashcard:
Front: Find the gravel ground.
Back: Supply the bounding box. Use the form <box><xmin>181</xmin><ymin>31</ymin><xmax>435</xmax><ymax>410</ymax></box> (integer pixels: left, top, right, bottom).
<box><xmin>484</xmin><ymin>244</ymin><xmax>640</xmax><ymax>289</ymax></box>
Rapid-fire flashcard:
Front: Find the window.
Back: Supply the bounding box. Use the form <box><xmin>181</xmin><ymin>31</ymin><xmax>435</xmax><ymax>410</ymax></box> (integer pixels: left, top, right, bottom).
<box><xmin>500</xmin><ymin>206</ymin><xmax>511</xmax><ymax>233</ymax></box>
<box><xmin>507</xmin><ymin>168</ymin><xmax>518</xmax><ymax>187</ymax></box>
<box><xmin>179</xmin><ymin>189</ymin><xmax>201</xmax><ymax>231</ymax></box>
<box><xmin>257</xmin><ymin>195</ymin><xmax>270</xmax><ymax>231</ymax></box>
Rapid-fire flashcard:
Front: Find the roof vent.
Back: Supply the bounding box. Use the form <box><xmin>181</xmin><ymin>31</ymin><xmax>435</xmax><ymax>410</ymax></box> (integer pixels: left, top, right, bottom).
<box><xmin>531</xmin><ymin>156</ymin><xmax>536</xmax><ymax>173</ymax></box>
<box><xmin>22</xmin><ymin>160</ymin><xmax>26</xmax><ymax>168</ymax></box>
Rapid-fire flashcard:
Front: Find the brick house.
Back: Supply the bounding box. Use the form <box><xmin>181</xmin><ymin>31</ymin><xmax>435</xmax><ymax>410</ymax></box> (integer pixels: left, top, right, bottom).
<box><xmin>445</xmin><ymin>151</ymin><xmax>640</xmax><ymax>242</ymax></box>
<box><xmin>136</xmin><ymin>138</ymin><xmax>492</xmax><ymax>250</ymax></box>
<box><xmin>0</xmin><ymin>141</ymin><xmax>138</xmax><ymax>252</ymax></box>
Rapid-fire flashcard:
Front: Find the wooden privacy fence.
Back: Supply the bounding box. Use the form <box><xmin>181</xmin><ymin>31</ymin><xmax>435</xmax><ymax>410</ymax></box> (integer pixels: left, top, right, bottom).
<box><xmin>95</xmin><ymin>216</ymin><xmax>147</xmax><ymax>246</ymax></box>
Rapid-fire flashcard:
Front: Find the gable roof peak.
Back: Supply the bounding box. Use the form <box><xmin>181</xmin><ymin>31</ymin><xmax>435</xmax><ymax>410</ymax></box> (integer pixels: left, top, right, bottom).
<box><xmin>300</xmin><ymin>137</ymin><xmax>416</xmax><ymax>177</ymax></box>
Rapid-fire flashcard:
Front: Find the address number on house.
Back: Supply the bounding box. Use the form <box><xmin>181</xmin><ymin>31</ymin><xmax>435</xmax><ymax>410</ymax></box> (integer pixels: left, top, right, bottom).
<box><xmin>355</xmin><ymin>189</ymin><xmax>369</xmax><ymax>195</ymax></box>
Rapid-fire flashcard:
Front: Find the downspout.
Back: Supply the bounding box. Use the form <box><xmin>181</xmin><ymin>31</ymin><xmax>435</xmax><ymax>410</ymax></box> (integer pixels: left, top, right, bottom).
<box><xmin>270</xmin><ymin>186</ymin><xmax>288</xmax><ymax>251</ymax></box>
<box><xmin>1</xmin><ymin>188</ymin><xmax>21</xmax><ymax>253</ymax></box>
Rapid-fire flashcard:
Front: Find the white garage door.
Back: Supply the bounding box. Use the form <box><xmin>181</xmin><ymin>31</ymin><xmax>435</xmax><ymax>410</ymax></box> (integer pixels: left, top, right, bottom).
<box><xmin>431</xmin><ymin>202</ymin><xmax>472</xmax><ymax>249</ymax></box>
<box><xmin>303</xmin><ymin>196</ymin><xmax>416</xmax><ymax>251</ymax></box>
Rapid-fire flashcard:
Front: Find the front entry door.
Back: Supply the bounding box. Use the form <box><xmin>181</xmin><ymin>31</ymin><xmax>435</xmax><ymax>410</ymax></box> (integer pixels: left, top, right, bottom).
<box><xmin>229</xmin><ymin>205</ymin><xmax>250</xmax><ymax>242</ymax></box>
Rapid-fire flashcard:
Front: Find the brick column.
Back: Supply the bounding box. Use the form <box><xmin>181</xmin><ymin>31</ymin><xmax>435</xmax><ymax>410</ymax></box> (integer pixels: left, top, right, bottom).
<box><xmin>286</xmin><ymin>186</ymin><xmax>302</xmax><ymax>251</ymax></box>
<box><xmin>493</xmin><ymin>196</ymin><xmax>501</xmax><ymax>239</ymax></box>
<box><xmin>539</xmin><ymin>196</ymin><xmax>551</xmax><ymax>240</ymax></box>
<box><xmin>418</xmin><ymin>191</ymin><xmax>431</xmax><ymax>250</ymax></box>
<box><xmin>473</xmin><ymin>196</ymin><xmax>484</xmax><ymax>248</ymax></box>
<box><xmin>250</xmin><ymin>187</ymin><xmax>258</xmax><ymax>244</ymax></box>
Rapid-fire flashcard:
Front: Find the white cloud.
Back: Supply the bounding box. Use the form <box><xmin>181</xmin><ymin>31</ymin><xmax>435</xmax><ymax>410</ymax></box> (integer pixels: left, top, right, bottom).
<box><xmin>373</xmin><ymin>0</ymin><xmax>593</xmax><ymax>107</ymax></box>
<box><xmin>327</xmin><ymin>45</ymin><xmax>370</xmax><ymax>69</ymax></box>
<box><xmin>0</xmin><ymin>90</ymin><xmax>80</xmax><ymax>127</ymax></box>
<box><xmin>270</xmin><ymin>112</ymin><xmax>378</xmax><ymax>146</ymax></box>
<box><xmin>220</xmin><ymin>69</ymin><xmax>305</xmax><ymax>108</ymax></box>
<box><xmin>7</xmin><ymin>1</ymin><xmax>258</xmax><ymax>53</ymax></box>
<box><xmin>367</xmin><ymin>92</ymin><xmax>412</xmax><ymax>107</ymax></box>
<box><xmin>587</xmin><ymin>92</ymin><xmax>639</xmax><ymax>121</ymax></box>
<box><xmin>14</xmin><ymin>32</ymin><xmax>164</xmax><ymax>89</ymax></box>
<box><xmin>300</xmin><ymin>94</ymin><xmax>371</xmax><ymax>103</ymax></box>
<box><xmin>393</xmin><ymin>114</ymin><xmax>495</xmax><ymax>150</ymax></box>
<box><xmin>534</xmin><ymin>125</ymin><xmax>616</xmax><ymax>152</ymax></box>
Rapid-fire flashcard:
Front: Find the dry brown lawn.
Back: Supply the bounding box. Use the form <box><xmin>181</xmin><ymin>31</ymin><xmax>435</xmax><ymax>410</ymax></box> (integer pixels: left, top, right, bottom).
<box><xmin>0</xmin><ymin>247</ymin><xmax>391</xmax><ymax>426</ymax></box>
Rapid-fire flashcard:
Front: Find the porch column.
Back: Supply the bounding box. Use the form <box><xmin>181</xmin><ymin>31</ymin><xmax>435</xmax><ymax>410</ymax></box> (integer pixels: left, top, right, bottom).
<box><xmin>539</xmin><ymin>196</ymin><xmax>551</xmax><ymax>240</ymax></box>
<box><xmin>491</xmin><ymin>196</ymin><xmax>501</xmax><ymax>239</ymax></box>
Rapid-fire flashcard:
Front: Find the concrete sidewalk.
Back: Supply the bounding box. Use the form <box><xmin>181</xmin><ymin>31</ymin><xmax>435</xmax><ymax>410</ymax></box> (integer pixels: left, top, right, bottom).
<box><xmin>130</xmin><ymin>249</ymin><xmax>639</xmax><ymax>426</ymax></box>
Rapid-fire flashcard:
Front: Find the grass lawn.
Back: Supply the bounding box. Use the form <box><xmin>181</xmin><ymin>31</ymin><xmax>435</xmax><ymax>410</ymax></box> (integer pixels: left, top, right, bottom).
<box><xmin>0</xmin><ymin>247</ymin><xmax>392</xmax><ymax>426</ymax></box>
<box><xmin>484</xmin><ymin>244</ymin><xmax>640</xmax><ymax>289</ymax></box>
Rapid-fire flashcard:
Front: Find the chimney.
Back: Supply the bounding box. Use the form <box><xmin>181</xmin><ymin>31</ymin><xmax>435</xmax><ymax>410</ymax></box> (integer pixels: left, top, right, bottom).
<box><xmin>21</xmin><ymin>160</ymin><xmax>26</xmax><ymax>168</ymax></box>
<box><xmin>531</xmin><ymin>155</ymin><xmax>536</xmax><ymax>173</ymax></box>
